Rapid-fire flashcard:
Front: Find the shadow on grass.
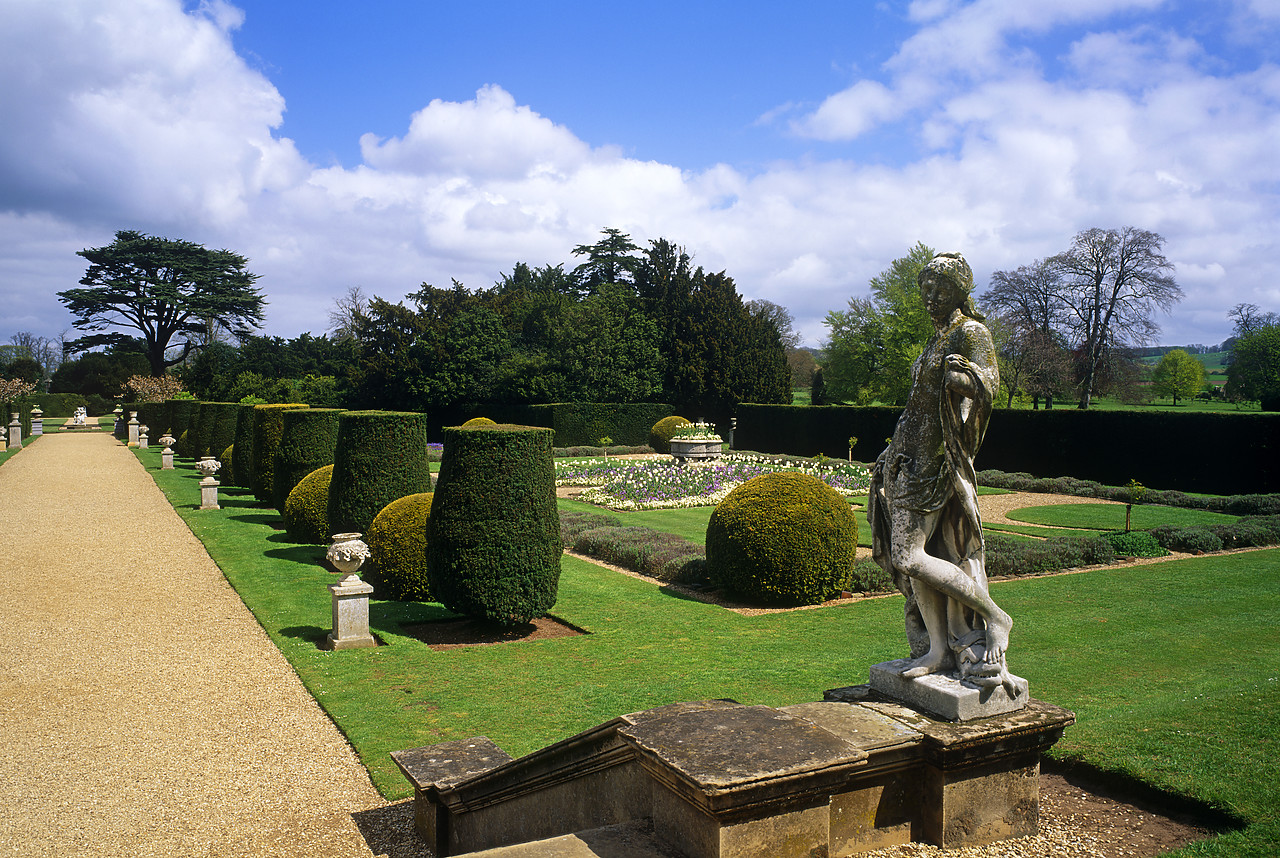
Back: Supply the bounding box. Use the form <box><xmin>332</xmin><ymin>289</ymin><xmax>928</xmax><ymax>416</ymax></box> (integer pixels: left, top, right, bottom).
<box><xmin>230</xmin><ymin>512</ymin><xmax>283</xmax><ymax>527</ymax></box>
<box><xmin>265</xmin><ymin>544</ymin><xmax>324</xmax><ymax>565</ymax></box>
<box><xmin>278</xmin><ymin>625</ymin><xmax>328</xmax><ymax>646</ymax></box>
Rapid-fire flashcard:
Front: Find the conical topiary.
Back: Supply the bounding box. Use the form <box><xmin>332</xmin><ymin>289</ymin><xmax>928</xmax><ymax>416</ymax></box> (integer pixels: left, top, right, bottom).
<box><xmin>427</xmin><ymin>424</ymin><xmax>560</xmax><ymax>625</ymax></box>
<box><xmin>273</xmin><ymin>408</ymin><xmax>343</xmax><ymax>511</ymax></box>
<box><xmin>251</xmin><ymin>403</ymin><xmax>309</xmax><ymax>504</ymax></box>
<box><xmin>327</xmin><ymin>410</ymin><xmax>432</xmax><ymax>534</ymax></box>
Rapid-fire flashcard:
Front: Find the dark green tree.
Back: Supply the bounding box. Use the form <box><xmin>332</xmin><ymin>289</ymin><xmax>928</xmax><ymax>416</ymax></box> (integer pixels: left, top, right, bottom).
<box><xmin>49</xmin><ymin>349</ymin><xmax>149</xmax><ymax>400</ymax></box>
<box><xmin>59</xmin><ymin>230</ymin><xmax>265</xmax><ymax>375</ymax></box>
<box><xmin>1227</xmin><ymin>322</ymin><xmax>1280</xmax><ymax>410</ymax></box>
<box><xmin>571</xmin><ymin>227</ymin><xmax>641</xmax><ymax>296</ymax></box>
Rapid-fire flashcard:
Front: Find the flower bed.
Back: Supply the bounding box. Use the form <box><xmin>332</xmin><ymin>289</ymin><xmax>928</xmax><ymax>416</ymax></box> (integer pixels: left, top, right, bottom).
<box><xmin>555</xmin><ymin>452</ymin><xmax>871</xmax><ymax>510</ymax></box>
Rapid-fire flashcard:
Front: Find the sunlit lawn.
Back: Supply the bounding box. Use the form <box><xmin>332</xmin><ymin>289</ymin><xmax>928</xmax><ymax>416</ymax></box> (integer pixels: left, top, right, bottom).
<box><xmin>137</xmin><ymin>445</ymin><xmax>1280</xmax><ymax>855</ymax></box>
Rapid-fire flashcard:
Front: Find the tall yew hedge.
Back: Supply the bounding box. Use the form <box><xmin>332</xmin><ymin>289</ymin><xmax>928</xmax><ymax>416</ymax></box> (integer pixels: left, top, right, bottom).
<box><xmin>273</xmin><ymin>408</ymin><xmax>344</xmax><ymax>511</ymax></box>
<box><xmin>230</xmin><ymin>404</ymin><xmax>255</xmax><ymax>488</ymax></box>
<box><xmin>327</xmin><ymin>410</ymin><xmax>432</xmax><ymax>534</ymax></box>
<box><xmin>251</xmin><ymin>403</ymin><xmax>309</xmax><ymax>504</ymax></box>
<box><xmin>427</xmin><ymin>424</ymin><xmax>560</xmax><ymax>625</ymax></box>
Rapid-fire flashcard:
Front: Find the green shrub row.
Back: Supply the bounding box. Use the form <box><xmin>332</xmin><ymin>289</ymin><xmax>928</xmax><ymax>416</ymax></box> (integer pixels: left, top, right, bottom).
<box><xmin>231</xmin><ymin>405</ymin><xmax>255</xmax><ymax>489</ymax></box>
<box><xmin>431</xmin><ymin>402</ymin><xmax>675</xmax><ymax>447</ymax></box>
<box><xmin>976</xmin><ymin>469</ymin><xmax>1280</xmax><ymax>516</ymax></box>
<box><xmin>1151</xmin><ymin>515</ymin><xmax>1280</xmax><ymax>553</ymax></box>
<box><xmin>1103</xmin><ymin>531</ymin><xmax>1169</xmax><ymax>558</ymax></box>
<box><xmin>166</xmin><ymin>399</ymin><xmax>198</xmax><ymax>455</ymax></box>
<box><xmin>571</xmin><ymin>526</ymin><xmax>707</xmax><ymax>584</ymax></box>
<box><xmin>984</xmin><ymin>533</ymin><xmax>1117</xmax><ymax>577</ymax></box>
<box><xmin>284</xmin><ymin>464</ymin><xmax>334</xmax><ymax>544</ymax></box>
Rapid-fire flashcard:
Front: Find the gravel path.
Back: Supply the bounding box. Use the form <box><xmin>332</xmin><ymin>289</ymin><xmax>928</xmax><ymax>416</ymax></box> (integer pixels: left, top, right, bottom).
<box><xmin>0</xmin><ymin>432</ymin><xmax>427</xmax><ymax>857</ymax></box>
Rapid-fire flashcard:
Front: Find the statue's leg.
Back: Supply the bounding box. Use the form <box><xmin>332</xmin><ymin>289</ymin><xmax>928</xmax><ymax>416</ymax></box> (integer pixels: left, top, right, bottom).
<box><xmin>890</xmin><ymin>508</ymin><xmax>1012</xmax><ymax>667</ymax></box>
<box><xmin>901</xmin><ymin>582</ymin><xmax>949</xmax><ymax>678</ymax></box>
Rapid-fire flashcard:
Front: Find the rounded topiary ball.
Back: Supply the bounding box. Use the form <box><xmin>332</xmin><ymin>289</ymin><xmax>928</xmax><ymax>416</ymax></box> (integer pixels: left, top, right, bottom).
<box><xmin>284</xmin><ymin>465</ymin><xmax>334</xmax><ymax>544</ymax></box>
<box><xmin>649</xmin><ymin>415</ymin><xmax>690</xmax><ymax>455</ymax></box>
<box><xmin>462</xmin><ymin>416</ymin><xmax>497</xmax><ymax>428</ymax></box>
<box><xmin>366</xmin><ymin>492</ymin><xmax>434</xmax><ymax>601</ymax></box>
<box><xmin>707</xmin><ymin>472</ymin><xmax>858</xmax><ymax>605</ymax></box>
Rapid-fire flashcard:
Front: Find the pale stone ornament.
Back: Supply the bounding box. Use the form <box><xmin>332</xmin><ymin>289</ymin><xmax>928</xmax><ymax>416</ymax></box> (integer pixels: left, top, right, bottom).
<box><xmin>323</xmin><ymin>533</ymin><xmax>376</xmax><ymax>650</ymax></box>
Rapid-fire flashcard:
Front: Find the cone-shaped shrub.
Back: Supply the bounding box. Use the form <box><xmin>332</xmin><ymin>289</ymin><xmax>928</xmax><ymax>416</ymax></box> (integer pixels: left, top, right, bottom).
<box><xmin>366</xmin><ymin>492</ymin><xmax>434</xmax><ymax>601</ymax></box>
<box><xmin>427</xmin><ymin>424</ymin><xmax>560</xmax><ymax>625</ymax></box>
<box><xmin>327</xmin><ymin>410</ymin><xmax>432</xmax><ymax>534</ymax></box>
<box><xmin>273</xmin><ymin>408</ymin><xmax>343</xmax><ymax>511</ymax></box>
<box><xmin>707</xmin><ymin>471</ymin><xmax>858</xmax><ymax>605</ymax></box>
<box><xmin>188</xmin><ymin>402</ymin><xmax>215</xmax><ymax>458</ymax></box>
<box><xmin>230</xmin><ymin>405</ymin><xmax>255</xmax><ymax>488</ymax></box>
<box><xmin>252</xmin><ymin>403</ymin><xmax>309</xmax><ymax>504</ymax></box>
<box><xmin>284</xmin><ymin>465</ymin><xmax>334</xmax><ymax>544</ymax></box>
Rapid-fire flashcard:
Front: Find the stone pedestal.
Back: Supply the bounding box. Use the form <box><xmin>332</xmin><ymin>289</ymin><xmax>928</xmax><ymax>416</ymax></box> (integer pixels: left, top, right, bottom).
<box><xmin>199</xmin><ymin>477</ymin><xmax>220</xmax><ymax>510</ymax></box>
<box><xmin>7</xmin><ymin>414</ymin><xmax>20</xmax><ymax>450</ymax></box>
<box><xmin>161</xmin><ymin>449</ymin><xmax>174</xmax><ymax>469</ymax></box>
<box><xmin>324</xmin><ymin>577</ymin><xmax>376</xmax><ymax>650</ymax></box>
<box><xmin>30</xmin><ymin>408</ymin><xmax>43</xmax><ymax>436</ymax></box>
<box><xmin>127</xmin><ymin>412</ymin><xmax>139</xmax><ymax>446</ymax></box>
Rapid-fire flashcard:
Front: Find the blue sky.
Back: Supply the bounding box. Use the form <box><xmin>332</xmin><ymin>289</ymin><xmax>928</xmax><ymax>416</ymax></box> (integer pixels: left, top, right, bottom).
<box><xmin>2</xmin><ymin>0</ymin><xmax>1279</xmax><ymax>352</ymax></box>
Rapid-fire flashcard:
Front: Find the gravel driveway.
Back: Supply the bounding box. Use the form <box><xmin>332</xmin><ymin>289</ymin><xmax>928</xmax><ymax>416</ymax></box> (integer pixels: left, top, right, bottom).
<box><xmin>0</xmin><ymin>432</ymin><xmax>428</xmax><ymax>857</ymax></box>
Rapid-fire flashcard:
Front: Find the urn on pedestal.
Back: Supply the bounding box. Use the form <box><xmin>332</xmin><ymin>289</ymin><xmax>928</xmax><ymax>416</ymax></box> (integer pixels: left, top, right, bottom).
<box><xmin>324</xmin><ymin>533</ymin><xmax>377</xmax><ymax>650</ymax></box>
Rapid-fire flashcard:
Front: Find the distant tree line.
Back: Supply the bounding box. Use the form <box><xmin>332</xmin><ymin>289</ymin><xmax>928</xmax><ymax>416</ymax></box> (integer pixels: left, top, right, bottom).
<box><xmin>45</xmin><ymin>228</ymin><xmax>792</xmax><ymax>417</ymax></box>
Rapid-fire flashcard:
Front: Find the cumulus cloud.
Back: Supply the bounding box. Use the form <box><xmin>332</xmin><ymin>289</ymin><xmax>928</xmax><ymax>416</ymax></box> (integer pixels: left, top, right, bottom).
<box><xmin>1</xmin><ymin>0</ymin><xmax>1278</xmax><ymax>350</ymax></box>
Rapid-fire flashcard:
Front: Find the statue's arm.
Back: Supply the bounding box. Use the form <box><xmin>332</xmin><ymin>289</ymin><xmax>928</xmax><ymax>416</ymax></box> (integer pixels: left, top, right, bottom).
<box><xmin>944</xmin><ymin>322</ymin><xmax>999</xmax><ymax>398</ymax></box>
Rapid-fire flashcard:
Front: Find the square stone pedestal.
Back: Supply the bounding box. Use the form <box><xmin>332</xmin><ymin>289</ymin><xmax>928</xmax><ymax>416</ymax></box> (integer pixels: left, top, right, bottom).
<box><xmin>324</xmin><ymin>577</ymin><xmax>376</xmax><ymax>650</ymax></box>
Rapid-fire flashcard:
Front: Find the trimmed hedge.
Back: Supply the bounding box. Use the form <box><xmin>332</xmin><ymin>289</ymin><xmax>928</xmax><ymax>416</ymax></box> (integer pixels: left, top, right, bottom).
<box><xmin>165</xmin><ymin>399</ymin><xmax>198</xmax><ymax>446</ymax></box>
<box><xmin>365</xmin><ymin>492</ymin><xmax>434</xmax><ymax>601</ymax></box>
<box><xmin>284</xmin><ymin>465</ymin><xmax>334</xmax><ymax>544</ymax></box>
<box><xmin>273</xmin><ymin>408</ymin><xmax>343</xmax><ymax>511</ymax></box>
<box><xmin>648</xmin><ymin>415</ymin><xmax>690</xmax><ymax>455</ymax></box>
<box><xmin>461</xmin><ymin>416</ymin><xmax>496</xmax><ymax>428</ymax></box>
<box><xmin>428</xmin><ymin>424</ymin><xmax>560</xmax><ymax>625</ymax></box>
<box><xmin>327</xmin><ymin>410</ymin><xmax>432</xmax><ymax>535</ymax></box>
<box><xmin>251</xmin><ymin>403</ymin><xmax>309</xmax><ymax>504</ymax></box>
<box><xmin>735</xmin><ymin>404</ymin><xmax>1280</xmax><ymax>495</ymax></box>
<box><xmin>976</xmin><ymin>469</ymin><xmax>1280</xmax><ymax>517</ymax></box>
<box><xmin>221</xmin><ymin>444</ymin><xmax>235</xmax><ymax>485</ymax></box>
<box><xmin>231</xmin><ymin>405</ymin><xmax>255</xmax><ymax>489</ymax></box>
<box><xmin>431</xmin><ymin>402</ymin><xmax>675</xmax><ymax>447</ymax></box>
<box><xmin>207</xmin><ymin>403</ymin><xmax>241</xmax><ymax>464</ymax></box>
<box><xmin>706</xmin><ymin>471</ymin><xmax>859</xmax><ymax>605</ymax></box>
<box><xmin>572</xmin><ymin>526</ymin><xmax>707</xmax><ymax>584</ymax></box>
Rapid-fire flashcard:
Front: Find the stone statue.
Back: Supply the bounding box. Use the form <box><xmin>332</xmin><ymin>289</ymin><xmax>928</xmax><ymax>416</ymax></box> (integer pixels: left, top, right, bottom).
<box><xmin>869</xmin><ymin>252</ymin><xmax>1021</xmax><ymax>696</ymax></box>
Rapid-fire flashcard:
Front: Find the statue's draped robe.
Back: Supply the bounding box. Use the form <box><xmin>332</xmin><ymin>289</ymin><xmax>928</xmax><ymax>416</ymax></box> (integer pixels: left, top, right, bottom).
<box><xmin>870</xmin><ymin>316</ymin><xmax>998</xmax><ymax>670</ymax></box>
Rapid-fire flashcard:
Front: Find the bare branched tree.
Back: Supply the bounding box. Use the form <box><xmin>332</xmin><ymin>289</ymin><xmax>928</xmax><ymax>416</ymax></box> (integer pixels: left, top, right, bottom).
<box><xmin>328</xmin><ymin>286</ymin><xmax>369</xmax><ymax>341</ymax></box>
<box><xmin>1053</xmin><ymin>227</ymin><xmax>1182</xmax><ymax>409</ymax></box>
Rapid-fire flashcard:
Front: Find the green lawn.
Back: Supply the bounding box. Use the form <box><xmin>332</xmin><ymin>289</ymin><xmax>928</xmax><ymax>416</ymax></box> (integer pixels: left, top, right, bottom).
<box><xmin>135</xmin><ymin>445</ymin><xmax>1280</xmax><ymax>855</ymax></box>
<box><xmin>1009</xmin><ymin>503</ymin><xmax>1239</xmax><ymax>531</ymax></box>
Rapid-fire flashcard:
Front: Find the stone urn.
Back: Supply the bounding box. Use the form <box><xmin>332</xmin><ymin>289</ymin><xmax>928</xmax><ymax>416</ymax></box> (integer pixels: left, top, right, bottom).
<box><xmin>670</xmin><ymin>436</ymin><xmax>724</xmax><ymax>463</ymax></box>
<box><xmin>158</xmin><ymin>432</ymin><xmax>176</xmax><ymax>450</ymax></box>
<box><xmin>195</xmin><ymin>457</ymin><xmax>222</xmax><ymax>478</ymax></box>
<box><xmin>327</xmin><ymin>532</ymin><xmax>371</xmax><ymax>585</ymax></box>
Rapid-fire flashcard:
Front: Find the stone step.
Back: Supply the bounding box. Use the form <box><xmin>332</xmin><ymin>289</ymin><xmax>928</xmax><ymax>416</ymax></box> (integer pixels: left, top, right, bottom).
<box><xmin>459</xmin><ymin>819</ymin><xmax>680</xmax><ymax>858</ymax></box>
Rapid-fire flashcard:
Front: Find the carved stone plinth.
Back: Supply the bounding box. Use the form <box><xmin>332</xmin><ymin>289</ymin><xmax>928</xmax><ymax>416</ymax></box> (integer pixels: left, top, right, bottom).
<box><xmin>161</xmin><ymin>449</ymin><xmax>174</xmax><ymax>469</ymax></box>
<box><xmin>199</xmin><ymin>477</ymin><xmax>220</xmax><ymax>510</ymax></box>
<box><xmin>127</xmin><ymin>411</ymin><xmax>139</xmax><ymax>446</ymax></box>
<box><xmin>324</xmin><ymin>577</ymin><xmax>376</xmax><ymax>650</ymax></box>
<box><xmin>7</xmin><ymin>414</ymin><xmax>20</xmax><ymax>450</ymax></box>
<box><xmin>30</xmin><ymin>408</ymin><xmax>43</xmax><ymax>436</ymax></box>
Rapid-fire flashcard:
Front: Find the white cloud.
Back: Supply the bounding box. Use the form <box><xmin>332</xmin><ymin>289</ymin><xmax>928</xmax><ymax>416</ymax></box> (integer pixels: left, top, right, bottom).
<box><xmin>0</xmin><ymin>0</ymin><xmax>1277</xmax><ymax>352</ymax></box>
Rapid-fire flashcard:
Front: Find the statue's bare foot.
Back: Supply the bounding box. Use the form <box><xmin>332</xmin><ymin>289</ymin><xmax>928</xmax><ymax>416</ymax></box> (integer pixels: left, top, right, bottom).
<box><xmin>902</xmin><ymin>650</ymin><xmax>947</xmax><ymax>678</ymax></box>
<box><xmin>984</xmin><ymin>609</ymin><xmax>1013</xmax><ymax>665</ymax></box>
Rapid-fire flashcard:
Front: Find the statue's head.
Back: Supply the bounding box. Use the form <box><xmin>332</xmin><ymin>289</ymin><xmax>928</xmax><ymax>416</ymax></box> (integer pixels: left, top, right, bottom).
<box><xmin>919</xmin><ymin>252</ymin><xmax>983</xmax><ymax>321</ymax></box>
